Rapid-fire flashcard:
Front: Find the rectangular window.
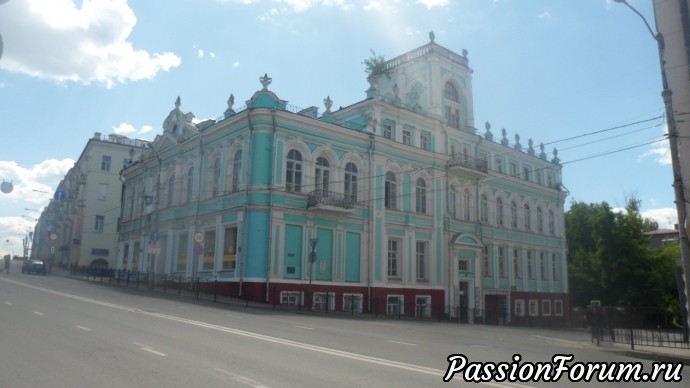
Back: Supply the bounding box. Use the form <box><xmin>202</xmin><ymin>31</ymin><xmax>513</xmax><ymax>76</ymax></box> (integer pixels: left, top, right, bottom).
<box><xmin>420</xmin><ymin>134</ymin><xmax>429</xmax><ymax>150</ymax></box>
<box><xmin>552</xmin><ymin>253</ymin><xmax>558</xmax><ymax>280</ymax></box>
<box><xmin>387</xmin><ymin>239</ymin><xmax>400</xmax><ymax>278</ymax></box>
<box><xmin>98</xmin><ymin>183</ymin><xmax>108</xmax><ymax>200</ymax></box>
<box><xmin>387</xmin><ymin>295</ymin><xmax>403</xmax><ymax>315</ymax></box>
<box><xmin>280</xmin><ymin>291</ymin><xmax>303</xmax><ymax>306</ymax></box>
<box><xmin>383</xmin><ymin>122</ymin><xmax>393</xmax><ymax>139</ymax></box>
<box><xmin>542</xmin><ymin>300</ymin><xmax>552</xmax><ymax>316</ymax></box>
<box><xmin>510</xmin><ymin>162</ymin><xmax>517</xmax><ymax>177</ymax></box>
<box><xmin>223</xmin><ymin>226</ymin><xmax>237</xmax><ymax>270</ymax></box>
<box><xmin>540</xmin><ymin>252</ymin><xmax>546</xmax><ymax>280</ymax></box>
<box><xmin>528</xmin><ymin>299</ymin><xmax>539</xmax><ymax>316</ymax></box>
<box><xmin>495</xmin><ymin>158</ymin><xmax>504</xmax><ymax>173</ymax></box>
<box><xmin>483</xmin><ymin>246</ymin><xmax>491</xmax><ymax>277</ymax></box>
<box><xmin>313</xmin><ymin>292</ymin><xmax>334</xmax><ymax>311</ymax></box>
<box><xmin>513</xmin><ymin>249</ymin><xmax>521</xmax><ymax>279</ymax></box>
<box><xmin>101</xmin><ymin>155</ymin><xmax>111</xmax><ymax>172</ymax></box>
<box><xmin>402</xmin><ymin>130</ymin><xmax>411</xmax><ymax>145</ymax></box>
<box><xmin>522</xmin><ymin>166</ymin><xmax>530</xmax><ymax>181</ymax></box>
<box><xmin>458</xmin><ymin>259</ymin><xmax>469</xmax><ymax>272</ymax></box>
<box><xmin>554</xmin><ymin>300</ymin><xmax>564</xmax><ymax>316</ymax></box>
<box><xmin>202</xmin><ymin>230</ymin><xmax>216</xmax><ymax>271</ymax></box>
<box><xmin>121</xmin><ymin>244</ymin><xmax>129</xmax><ymax>270</ymax></box>
<box><xmin>515</xmin><ymin>299</ymin><xmax>525</xmax><ymax>317</ymax></box>
<box><xmin>416</xmin><ymin>296</ymin><xmax>431</xmax><ymax>318</ymax></box>
<box><xmin>95</xmin><ymin>215</ymin><xmax>105</xmax><ymax>232</ymax></box>
<box><xmin>416</xmin><ymin>241</ymin><xmax>428</xmax><ymax>281</ymax></box>
<box><xmin>527</xmin><ymin>251</ymin><xmax>534</xmax><ymax>279</ymax></box>
<box><xmin>498</xmin><ymin>247</ymin><xmax>506</xmax><ymax>278</ymax></box>
<box><xmin>343</xmin><ymin>294</ymin><xmax>363</xmax><ymax>313</ymax></box>
<box><xmin>123</xmin><ymin>158</ymin><xmax>132</xmax><ymax>169</ymax></box>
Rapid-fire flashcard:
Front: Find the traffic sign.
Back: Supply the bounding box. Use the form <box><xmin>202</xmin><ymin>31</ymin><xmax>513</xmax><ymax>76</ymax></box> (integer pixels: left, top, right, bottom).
<box><xmin>148</xmin><ymin>245</ymin><xmax>161</xmax><ymax>255</ymax></box>
<box><xmin>149</xmin><ymin>231</ymin><xmax>159</xmax><ymax>243</ymax></box>
<box><xmin>194</xmin><ymin>243</ymin><xmax>204</xmax><ymax>255</ymax></box>
<box><xmin>50</xmin><ymin>233</ymin><xmax>57</xmax><ymax>240</ymax></box>
<box><xmin>194</xmin><ymin>232</ymin><xmax>204</xmax><ymax>243</ymax></box>
<box><xmin>54</xmin><ymin>190</ymin><xmax>66</xmax><ymax>201</ymax></box>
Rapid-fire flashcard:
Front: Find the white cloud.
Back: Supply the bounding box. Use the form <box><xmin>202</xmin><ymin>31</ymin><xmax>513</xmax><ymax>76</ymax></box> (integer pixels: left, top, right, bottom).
<box><xmin>233</xmin><ymin>61</ymin><xmax>240</xmax><ymax>68</ymax></box>
<box><xmin>416</xmin><ymin>0</ymin><xmax>449</xmax><ymax>9</ymax></box>
<box><xmin>113</xmin><ymin>122</ymin><xmax>155</xmax><ymax>139</ymax></box>
<box><xmin>364</xmin><ymin>1</ymin><xmax>381</xmax><ymax>11</ymax></box>
<box><xmin>537</xmin><ymin>11</ymin><xmax>552</xmax><ymax>20</ymax></box>
<box><xmin>197</xmin><ymin>49</ymin><xmax>205</xmax><ymax>58</ymax></box>
<box><xmin>259</xmin><ymin>7</ymin><xmax>280</xmax><ymax>22</ymax></box>
<box><xmin>0</xmin><ymin>0</ymin><xmax>181</xmax><ymax>88</ymax></box>
<box><xmin>642</xmin><ymin>207</ymin><xmax>678</xmax><ymax>229</ymax></box>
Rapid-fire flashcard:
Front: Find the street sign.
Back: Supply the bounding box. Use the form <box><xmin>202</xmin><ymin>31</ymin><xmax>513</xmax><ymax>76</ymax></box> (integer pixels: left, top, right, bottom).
<box><xmin>54</xmin><ymin>190</ymin><xmax>66</xmax><ymax>201</ymax></box>
<box><xmin>149</xmin><ymin>231</ymin><xmax>159</xmax><ymax>243</ymax></box>
<box><xmin>194</xmin><ymin>232</ymin><xmax>204</xmax><ymax>243</ymax></box>
<box><xmin>194</xmin><ymin>243</ymin><xmax>204</xmax><ymax>255</ymax></box>
<box><xmin>50</xmin><ymin>233</ymin><xmax>57</xmax><ymax>241</ymax></box>
<box><xmin>148</xmin><ymin>245</ymin><xmax>161</xmax><ymax>255</ymax></box>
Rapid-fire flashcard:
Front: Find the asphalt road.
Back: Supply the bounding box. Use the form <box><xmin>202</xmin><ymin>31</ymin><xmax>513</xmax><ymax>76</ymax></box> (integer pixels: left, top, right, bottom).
<box><xmin>0</xmin><ymin>264</ymin><xmax>687</xmax><ymax>387</ymax></box>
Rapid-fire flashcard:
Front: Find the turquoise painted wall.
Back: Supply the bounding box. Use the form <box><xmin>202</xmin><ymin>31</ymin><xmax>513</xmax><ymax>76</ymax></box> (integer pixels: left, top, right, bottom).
<box><xmin>345</xmin><ymin>232</ymin><xmax>361</xmax><ymax>282</ymax></box>
<box><xmin>250</xmin><ymin>133</ymin><xmax>273</xmax><ymax>186</ymax></box>
<box><xmin>316</xmin><ymin>228</ymin><xmax>333</xmax><ymax>281</ymax></box>
<box><xmin>245</xmin><ymin>211</ymin><xmax>269</xmax><ymax>278</ymax></box>
<box><xmin>284</xmin><ymin>224</ymin><xmax>303</xmax><ymax>279</ymax></box>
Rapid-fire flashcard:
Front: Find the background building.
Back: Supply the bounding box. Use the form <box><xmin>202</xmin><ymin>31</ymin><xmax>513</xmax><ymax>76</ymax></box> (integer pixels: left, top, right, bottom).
<box><xmin>32</xmin><ymin>133</ymin><xmax>149</xmax><ymax>269</ymax></box>
<box><xmin>118</xmin><ymin>38</ymin><xmax>569</xmax><ymax>323</ymax></box>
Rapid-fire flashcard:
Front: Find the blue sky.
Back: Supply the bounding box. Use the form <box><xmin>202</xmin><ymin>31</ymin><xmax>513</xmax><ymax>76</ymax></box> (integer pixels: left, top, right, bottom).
<box><xmin>0</xmin><ymin>0</ymin><xmax>673</xmax><ymax>257</ymax></box>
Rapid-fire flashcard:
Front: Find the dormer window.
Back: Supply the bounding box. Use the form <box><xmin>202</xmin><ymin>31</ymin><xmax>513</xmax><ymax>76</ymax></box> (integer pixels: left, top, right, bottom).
<box><xmin>444</xmin><ymin>81</ymin><xmax>459</xmax><ymax>102</ymax></box>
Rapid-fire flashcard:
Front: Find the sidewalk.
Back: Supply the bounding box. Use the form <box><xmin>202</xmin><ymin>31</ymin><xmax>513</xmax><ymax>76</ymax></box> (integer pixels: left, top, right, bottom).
<box><xmin>585</xmin><ymin>338</ymin><xmax>690</xmax><ymax>366</ymax></box>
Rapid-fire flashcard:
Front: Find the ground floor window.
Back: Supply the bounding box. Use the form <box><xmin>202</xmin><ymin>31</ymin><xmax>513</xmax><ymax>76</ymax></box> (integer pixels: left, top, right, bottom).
<box><xmin>343</xmin><ymin>294</ymin><xmax>363</xmax><ymax>313</ymax></box>
<box><xmin>313</xmin><ymin>292</ymin><xmax>335</xmax><ymax>311</ymax></box>
<box><xmin>542</xmin><ymin>300</ymin><xmax>551</xmax><ymax>316</ymax></box>
<box><xmin>280</xmin><ymin>291</ymin><xmax>303</xmax><ymax>306</ymax></box>
<box><xmin>387</xmin><ymin>295</ymin><xmax>404</xmax><ymax>316</ymax></box>
<box><xmin>222</xmin><ymin>226</ymin><xmax>237</xmax><ymax>271</ymax></box>
<box><xmin>528</xmin><ymin>299</ymin><xmax>539</xmax><ymax>316</ymax></box>
<box><xmin>554</xmin><ymin>299</ymin><xmax>563</xmax><ymax>316</ymax></box>
<box><xmin>416</xmin><ymin>295</ymin><xmax>431</xmax><ymax>317</ymax></box>
<box><xmin>514</xmin><ymin>299</ymin><xmax>525</xmax><ymax>317</ymax></box>
<box><xmin>176</xmin><ymin>232</ymin><xmax>188</xmax><ymax>272</ymax></box>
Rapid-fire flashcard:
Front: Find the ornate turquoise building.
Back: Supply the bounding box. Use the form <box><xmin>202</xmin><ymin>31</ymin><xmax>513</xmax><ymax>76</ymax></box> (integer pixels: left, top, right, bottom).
<box><xmin>118</xmin><ymin>37</ymin><xmax>568</xmax><ymax>323</ymax></box>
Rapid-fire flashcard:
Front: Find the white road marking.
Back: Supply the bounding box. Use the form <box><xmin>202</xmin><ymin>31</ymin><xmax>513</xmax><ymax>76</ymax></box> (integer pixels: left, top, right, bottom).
<box><xmin>530</xmin><ymin>335</ymin><xmax>578</xmax><ymax>344</ymax></box>
<box><xmin>133</xmin><ymin>342</ymin><xmax>167</xmax><ymax>357</ymax></box>
<box><xmin>294</xmin><ymin>325</ymin><xmax>314</xmax><ymax>330</ymax></box>
<box><xmin>214</xmin><ymin>368</ymin><xmax>270</xmax><ymax>388</ymax></box>
<box><xmin>33</xmin><ymin>311</ymin><xmax>44</xmax><ymax>316</ymax></box>
<box><xmin>226</xmin><ymin>313</ymin><xmax>244</xmax><ymax>319</ymax></box>
<box><xmin>75</xmin><ymin>325</ymin><xmax>92</xmax><ymax>331</ymax></box>
<box><xmin>4</xmin><ymin>301</ymin><xmax>12</xmax><ymax>305</ymax></box>
<box><xmin>388</xmin><ymin>340</ymin><xmax>417</xmax><ymax>346</ymax></box>
<box><xmin>3</xmin><ymin>278</ymin><xmax>535</xmax><ymax>388</ymax></box>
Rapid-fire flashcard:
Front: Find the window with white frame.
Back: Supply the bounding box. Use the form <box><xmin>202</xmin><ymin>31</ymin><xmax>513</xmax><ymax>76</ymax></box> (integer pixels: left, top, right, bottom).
<box><xmin>527</xmin><ymin>251</ymin><xmax>534</xmax><ymax>279</ymax></box>
<box><xmin>537</xmin><ymin>207</ymin><xmax>544</xmax><ymax>233</ymax></box>
<box><xmin>513</xmin><ymin>248</ymin><xmax>521</xmax><ymax>279</ymax></box>
<box><xmin>95</xmin><ymin>215</ymin><xmax>105</xmax><ymax>232</ymax></box>
<box><xmin>510</xmin><ymin>162</ymin><xmax>517</xmax><ymax>177</ymax></box>
<box><xmin>232</xmin><ymin>149</ymin><xmax>242</xmax><ymax>192</ymax></box>
<box><xmin>528</xmin><ymin>299</ymin><xmax>539</xmax><ymax>316</ymax></box>
<box><xmin>522</xmin><ymin>166</ymin><xmax>530</xmax><ymax>182</ymax></box>
<box><xmin>540</xmin><ymin>252</ymin><xmax>546</xmax><ymax>280</ymax></box>
<box><xmin>315</xmin><ymin>156</ymin><xmax>330</xmax><ymax>194</ymax></box>
<box><xmin>186</xmin><ymin>166</ymin><xmax>194</xmax><ymax>203</ymax></box>
<box><xmin>166</xmin><ymin>173</ymin><xmax>175</xmax><ymax>207</ymax></box>
<box><xmin>416</xmin><ymin>295</ymin><xmax>431</xmax><ymax>317</ymax></box>
<box><xmin>402</xmin><ymin>129</ymin><xmax>411</xmax><ymax>145</ymax></box>
<box><xmin>554</xmin><ymin>300</ymin><xmax>563</xmax><ymax>316</ymax></box>
<box><xmin>223</xmin><ymin>226</ymin><xmax>237</xmax><ymax>270</ymax></box>
<box><xmin>313</xmin><ymin>292</ymin><xmax>335</xmax><ymax>311</ymax></box>
<box><xmin>495</xmin><ymin>157</ymin><xmax>504</xmax><ymax>173</ymax></box>
<box><xmin>343</xmin><ymin>294</ymin><xmax>363</xmax><ymax>313</ymax></box>
<box><xmin>387</xmin><ymin>239</ymin><xmax>400</xmax><ymax>278</ymax></box>
<box><xmin>498</xmin><ymin>247</ymin><xmax>506</xmax><ymax>278</ymax></box>
<box><xmin>280</xmin><ymin>291</ymin><xmax>303</xmax><ymax>306</ymax></box>
<box><xmin>496</xmin><ymin>197</ymin><xmax>504</xmax><ymax>226</ymax></box>
<box><xmin>511</xmin><ymin>201</ymin><xmax>518</xmax><ymax>228</ymax></box>
<box><xmin>211</xmin><ymin>156</ymin><xmax>221</xmax><ymax>197</ymax></box>
<box><xmin>549</xmin><ymin>210</ymin><xmax>555</xmax><ymax>235</ymax></box>
<box><xmin>97</xmin><ymin>183</ymin><xmax>108</xmax><ymax>200</ymax></box>
<box><xmin>176</xmin><ymin>232</ymin><xmax>188</xmax><ymax>272</ymax></box>
<box><xmin>383</xmin><ymin>121</ymin><xmax>394</xmax><ymax>140</ymax></box>
<box><xmin>542</xmin><ymin>300</ymin><xmax>552</xmax><ymax>316</ymax></box>
<box><xmin>458</xmin><ymin>259</ymin><xmax>469</xmax><ymax>272</ymax></box>
<box><xmin>344</xmin><ymin>162</ymin><xmax>358</xmax><ymax>203</ymax></box>
<box><xmin>286</xmin><ymin>149</ymin><xmax>303</xmax><ymax>193</ymax></box>
<box><xmin>524</xmin><ymin>204</ymin><xmax>531</xmax><ymax>230</ymax></box>
<box><xmin>415</xmin><ymin>178</ymin><xmax>427</xmax><ymax>213</ymax></box>
<box><xmin>483</xmin><ymin>246</ymin><xmax>491</xmax><ymax>277</ymax></box>
<box><xmin>450</xmin><ymin>185</ymin><xmax>457</xmax><ymax>219</ymax></box>
<box><xmin>101</xmin><ymin>155</ymin><xmax>111</xmax><ymax>172</ymax></box>
<box><xmin>463</xmin><ymin>188</ymin><xmax>471</xmax><ymax>221</ymax></box>
<box><xmin>420</xmin><ymin>133</ymin><xmax>429</xmax><ymax>150</ymax></box>
<box><xmin>480</xmin><ymin>194</ymin><xmax>489</xmax><ymax>223</ymax></box>
<box><xmin>416</xmin><ymin>241</ymin><xmax>428</xmax><ymax>281</ymax></box>
<box><xmin>385</xmin><ymin>172</ymin><xmax>397</xmax><ymax>210</ymax></box>
<box><xmin>387</xmin><ymin>295</ymin><xmax>403</xmax><ymax>315</ymax></box>
<box><xmin>515</xmin><ymin>299</ymin><xmax>525</xmax><ymax>317</ymax></box>
<box><xmin>552</xmin><ymin>253</ymin><xmax>558</xmax><ymax>280</ymax></box>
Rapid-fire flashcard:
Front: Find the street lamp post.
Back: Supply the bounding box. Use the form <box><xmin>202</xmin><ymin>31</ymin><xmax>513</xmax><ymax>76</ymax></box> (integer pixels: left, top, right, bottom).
<box><xmin>615</xmin><ymin>0</ymin><xmax>690</xmax><ymax>338</ymax></box>
<box><xmin>309</xmin><ymin>237</ymin><xmax>319</xmax><ymax>310</ymax></box>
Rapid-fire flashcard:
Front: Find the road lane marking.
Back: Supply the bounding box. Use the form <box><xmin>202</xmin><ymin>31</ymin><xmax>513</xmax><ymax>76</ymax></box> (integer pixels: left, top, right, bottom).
<box><xmin>3</xmin><ymin>278</ymin><xmax>535</xmax><ymax>388</ymax></box>
<box><xmin>530</xmin><ymin>335</ymin><xmax>578</xmax><ymax>344</ymax></box>
<box><xmin>214</xmin><ymin>368</ymin><xmax>270</xmax><ymax>388</ymax></box>
<box><xmin>133</xmin><ymin>342</ymin><xmax>167</xmax><ymax>357</ymax></box>
<box><xmin>33</xmin><ymin>311</ymin><xmax>44</xmax><ymax>316</ymax></box>
<box><xmin>388</xmin><ymin>340</ymin><xmax>417</xmax><ymax>346</ymax></box>
<box><xmin>4</xmin><ymin>301</ymin><xmax>12</xmax><ymax>305</ymax></box>
<box><xmin>294</xmin><ymin>325</ymin><xmax>314</xmax><ymax>330</ymax></box>
<box><xmin>75</xmin><ymin>325</ymin><xmax>92</xmax><ymax>331</ymax></box>
<box><xmin>226</xmin><ymin>313</ymin><xmax>244</xmax><ymax>319</ymax></box>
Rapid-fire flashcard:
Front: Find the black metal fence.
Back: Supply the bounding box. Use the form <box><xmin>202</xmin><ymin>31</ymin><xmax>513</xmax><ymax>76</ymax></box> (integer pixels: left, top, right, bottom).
<box><xmin>590</xmin><ymin>306</ymin><xmax>689</xmax><ymax>349</ymax></box>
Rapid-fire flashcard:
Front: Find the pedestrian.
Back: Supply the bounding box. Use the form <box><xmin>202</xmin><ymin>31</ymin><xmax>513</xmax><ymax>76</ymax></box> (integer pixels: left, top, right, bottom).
<box><xmin>3</xmin><ymin>255</ymin><xmax>10</xmax><ymax>274</ymax></box>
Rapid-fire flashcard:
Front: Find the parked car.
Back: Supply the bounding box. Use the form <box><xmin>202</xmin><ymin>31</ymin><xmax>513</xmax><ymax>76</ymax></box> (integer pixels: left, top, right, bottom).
<box><xmin>22</xmin><ymin>259</ymin><xmax>46</xmax><ymax>275</ymax></box>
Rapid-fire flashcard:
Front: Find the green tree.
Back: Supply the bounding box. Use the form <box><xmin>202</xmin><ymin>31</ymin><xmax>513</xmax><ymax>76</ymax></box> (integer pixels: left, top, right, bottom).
<box><xmin>566</xmin><ymin>197</ymin><xmax>676</xmax><ymax>308</ymax></box>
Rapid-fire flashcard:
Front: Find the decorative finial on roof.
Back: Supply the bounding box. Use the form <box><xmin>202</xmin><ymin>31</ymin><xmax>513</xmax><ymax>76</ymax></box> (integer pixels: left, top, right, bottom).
<box><xmin>514</xmin><ymin>133</ymin><xmax>522</xmax><ymax>151</ymax></box>
<box><xmin>484</xmin><ymin>121</ymin><xmax>493</xmax><ymax>141</ymax></box>
<box><xmin>552</xmin><ymin>148</ymin><xmax>560</xmax><ymax>164</ymax></box>
<box><xmin>324</xmin><ymin>96</ymin><xmax>333</xmax><ymax>113</ymax></box>
<box><xmin>539</xmin><ymin>143</ymin><xmax>547</xmax><ymax>160</ymax></box>
<box><xmin>227</xmin><ymin>94</ymin><xmax>234</xmax><ymax>109</ymax></box>
<box><xmin>429</xmin><ymin>31</ymin><xmax>435</xmax><ymax>42</ymax></box>
<box><xmin>527</xmin><ymin>138</ymin><xmax>535</xmax><ymax>156</ymax></box>
<box><xmin>175</xmin><ymin>96</ymin><xmax>181</xmax><ymax>109</ymax></box>
<box><xmin>260</xmin><ymin>73</ymin><xmax>272</xmax><ymax>91</ymax></box>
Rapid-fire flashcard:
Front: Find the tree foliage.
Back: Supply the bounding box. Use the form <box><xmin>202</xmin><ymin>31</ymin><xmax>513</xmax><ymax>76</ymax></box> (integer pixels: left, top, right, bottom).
<box><xmin>566</xmin><ymin>198</ymin><xmax>677</xmax><ymax>308</ymax></box>
<box><xmin>362</xmin><ymin>49</ymin><xmax>389</xmax><ymax>78</ymax></box>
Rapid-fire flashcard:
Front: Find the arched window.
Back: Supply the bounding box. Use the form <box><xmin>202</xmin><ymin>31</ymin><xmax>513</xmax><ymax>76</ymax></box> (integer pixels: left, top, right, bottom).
<box><xmin>415</xmin><ymin>178</ymin><xmax>427</xmax><ymax>214</ymax></box>
<box><xmin>511</xmin><ymin>201</ymin><xmax>518</xmax><ymax>228</ymax></box>
<box><xmin>186</xmin><ymin>166</ymin><xmax>194</xmax><ymax>203</ymax></box>
<box><xmin>286</xmin><ymin>150</ymin><xmax>302</xmax><ymax>193</ymax></box>
<box><xmin>480</xmin><ymin>194</ymin><xmax>489</xmax><ymax>223</ymax></box>
<box><xmin>232</xmin><ymin>150</ymin><xmax>242</xmax><ymax>192</ymax></box>
<box><xmin>537</xmin><ymin>207</ymin><xmax>544</xmax><ymax>233</ymax></box>
<box><xmin>385</xmin><ymin>171</ymin><xmax>397</xmax><ymax>209</ymax></box>
<box><xmin>496</xmin><ymin>197</ymin><xmax>504</xmax><ymax>226</ymax></box>
<box><xmin>444</xmin><ymin>81</ymin><xmax>459</xmax><ymax>102</ymax></box>
<box><xmin>315</xmin><ymin>156</ymin><xmax>330</xmax><ymax>194</ymax></box>
<box><xmin>344</xmin><ymin>162</ymin><xmax>358</xmax><ymax>203</ymax></box>
<box><xmin>549</xmin><ymin>210</ymin><xmax>555</xmax><ymax>235</ymax></box>
<box><xmin>211</xmin><ymin>156</ymin><xmax>221</xmax><ymax>197</ymax></box>
<box><xmin>524</xmin><ymin>204</ymin><xmax>531</xmax><ymax>230</ymax></box>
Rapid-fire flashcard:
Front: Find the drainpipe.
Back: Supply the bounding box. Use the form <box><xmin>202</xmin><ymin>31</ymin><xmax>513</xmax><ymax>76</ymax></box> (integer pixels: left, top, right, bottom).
<box><xmin>265</xmin><ymin>107</ymin><xmax>278</xmax><ymax>302</ymax></box>
<box><xmin>367</xmin><ymin>133</ymin><xmax>375</xmax><ymax>312</ymax></box>
<box><xmin>239</xmin><ymin>109</ymin><xmax>255</xmax><ymax>297</ymax></box>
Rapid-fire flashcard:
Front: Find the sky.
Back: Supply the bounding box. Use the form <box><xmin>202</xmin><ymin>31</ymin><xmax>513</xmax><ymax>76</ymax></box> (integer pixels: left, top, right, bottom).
<box><xmin>0</xmin><ymin>0</ymin><xmax>674</xmax><ymax>258</ymax></box>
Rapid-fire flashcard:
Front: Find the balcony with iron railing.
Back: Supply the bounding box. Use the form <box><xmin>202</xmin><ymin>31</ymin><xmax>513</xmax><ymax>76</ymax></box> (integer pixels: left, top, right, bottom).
<box><xmin>307</xmin><ymin>190</ymin><xmax>356</xmax><ymax>211</ymax></box>
<box><xmin>448</xmin><ymin>155</ymin><xmax>488</xmax><ymax>174</ymax></box>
